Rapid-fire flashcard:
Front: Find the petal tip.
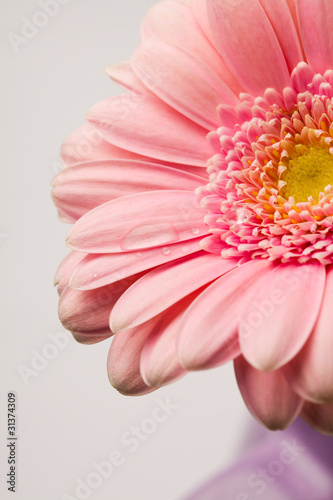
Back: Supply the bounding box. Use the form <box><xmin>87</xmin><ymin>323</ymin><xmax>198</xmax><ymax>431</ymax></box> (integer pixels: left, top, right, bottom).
<box><xmin>109</xmin><ymin>313</ymin><xmax>128</xmax><ymax>335</ymax></box>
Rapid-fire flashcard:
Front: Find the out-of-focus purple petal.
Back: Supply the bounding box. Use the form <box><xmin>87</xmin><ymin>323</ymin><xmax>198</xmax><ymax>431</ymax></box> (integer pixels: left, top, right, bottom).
<box><xmin>182</xmin><ymin>418</ymin><xmax>333</xmax><ymax>500</ymax></box>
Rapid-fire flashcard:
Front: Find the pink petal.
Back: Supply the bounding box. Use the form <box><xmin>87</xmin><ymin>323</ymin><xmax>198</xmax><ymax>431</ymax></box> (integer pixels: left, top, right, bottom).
<box><xmin>59</xmin><ymin>274</ymin><xmax>140</xmax><ymax>344</ymax></box>
<box><xmin>285</xmin><ymin>0</ymin><xmax>299</xmax><ymax>27</ymax></box>
<box><xmin>132</xmin><ymin>40</ymin><xmax>238</xmax><ymax>130</ymax></box>
<box><xmin>66</xmin><ymin>190</ymin><xmax>208</xmax><ymax>253</ymax></box>
<box><xmin>52</xmin><ymin>160</ymin><xmax>204</xmax><ymax>223</ymax></box>
<box><xmin>177</xmin><ymin>259</ymin><xmax>271</xmax><ymax>370</ymax></box>
<box><xmin>285</xmin><ymin>0</ymin><xmax>305</xmax><ymax>59</ymax></box>
<box><xmin>59</xmin><ymin>286</ymin><xmax>113</xmax><ymax>344</ymax></box>
<box><xmin>71</xmin><ymin>328</ymin><xmax>112</xmax><ymax>345</ymax></box>
<box><xmin>141</xmin><ymin>0</ymin><xmax>242</xmax><ymax>95</ymax></box>
<box><xmin>54</xmin><ymin>251</ymin><xmax>87</xmax><ymax>295</ymax></box>
<box><xmin>60</xmin><ymin>124</ymin><xmax>207</xmax><ymax>179</ymax></box>
<box><xmin>70</xmin><ymin>238</ymin><xmax>202</xmax><ymax>291</ymax></box>
<box><xmin>290</xmin><ymin>61</ymin><xmax>315</xmax><ymax>93</ymax></box>
<box><xmin>296</xmin><ymin>0</ymin><xmax>333</xmax><ymax>74</ymax></box>
<box><xmin>140</xmin><ymin>296</ymin><xmax>200</xmax><ymax>387</ymax></box>
<box><xmin>235</xmin><ymin>356</ymin><xmax>303</xmax><ymax>430</ymax></box>
<box><xmin>239</xmin><ymin>262</ymin><xmax>325</xmax><ymax>372</ymax></box>
<box><xmin>110</xmin><ymin>252</ymin><xmax>237</xmax><ymax>333</ymax></box>
<box><xmin>199</xmin><ymin>235</ymin><xmax>225</xmax><ymax>253</ymax></box>
<box><xmin>284</xmin><ymin>265</ymin><xmax>333</xmax><ymax>403</ymax></box>
<box><xmin>60</xmin><ymin>123</ymin><xmax>145</xmax><ymax>166</ymax></box>
<box><xmin>87</xmin><ymin>94</ymin><xmax>214</xmax><ymax>166</ymax></box>
<box><xmin>191</xmin><ymin>0</ymin><xmax>214</xmax><ymax>41</ymax></box>
<box><xmin>105</xmin><ymin>62</ymin><xmax>147</xmax><ymax>94</ymax></box>
<box><xmin>301</xmin><ymin>401</ymin><xmax>333</xmax><ymax>436</ymax></box>
<box><xmin>258</xmin><ymin>0</ymin><xmax>303</xmax><ymax>72</ymax></box>
<box><xmin>207</xmin><ymin>0</ymin><xmax>291</xmax><ymax>95</ymax></box>
<box><xmin>107</xmin><ymin>317</ymin><xmax>160</xmax><ymax>396</ymax></box>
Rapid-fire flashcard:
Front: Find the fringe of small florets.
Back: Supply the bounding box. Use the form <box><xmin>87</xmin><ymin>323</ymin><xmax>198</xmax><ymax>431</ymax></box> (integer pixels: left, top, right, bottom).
<box><xmin>200</xmin><ymin>63</ymin><xmax>333</xmax><ymax>265</ymax></box>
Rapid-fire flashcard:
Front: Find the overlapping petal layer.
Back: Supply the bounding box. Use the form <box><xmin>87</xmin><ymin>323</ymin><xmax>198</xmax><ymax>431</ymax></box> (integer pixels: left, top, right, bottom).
<box><xmin>53</xmin><ymin>0</ymin><xmax>333</xmax><ymax>434</ymax></box>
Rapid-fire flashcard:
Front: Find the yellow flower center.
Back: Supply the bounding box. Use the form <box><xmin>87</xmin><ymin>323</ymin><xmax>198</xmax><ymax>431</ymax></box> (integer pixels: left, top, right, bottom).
<box><xmin>280</xmin><ymin>146</ymin><xmax>333</xmax><ymax>203</ymax></box>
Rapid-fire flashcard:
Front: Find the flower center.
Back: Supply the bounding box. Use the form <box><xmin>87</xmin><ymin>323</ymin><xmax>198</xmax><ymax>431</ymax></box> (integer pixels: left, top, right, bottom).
<box><xmin>280</xmin><ymin>146</ymin><xmax>333</xmax><ymax>203</ymax></box>
<box><xmin>199</xmin><ymin>63</ymin><xmax>333</xmax><ymax>265</ymax></box>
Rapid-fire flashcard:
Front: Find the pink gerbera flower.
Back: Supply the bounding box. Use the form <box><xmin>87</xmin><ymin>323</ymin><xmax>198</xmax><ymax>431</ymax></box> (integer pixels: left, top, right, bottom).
<box><xmin>53</xmin><ymin>0</ymin><xmax>333</xmax><ymax>434</ymax></box>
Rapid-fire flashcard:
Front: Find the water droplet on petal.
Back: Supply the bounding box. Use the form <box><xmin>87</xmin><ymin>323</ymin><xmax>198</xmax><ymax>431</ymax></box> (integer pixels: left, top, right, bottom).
<box><xmin>162</xmin><ymin>247</ymin><xmax>171</xmax><ymax>255</ymax></box>
<box><xmin>236</xmin><ymin>208</ymin><xmax>250</xmax><ymax>224</ymax></box>
<box><xmin>191</xmin><ymin>228</ymin><xmax>200</xmax><ymax>235</ymax></box>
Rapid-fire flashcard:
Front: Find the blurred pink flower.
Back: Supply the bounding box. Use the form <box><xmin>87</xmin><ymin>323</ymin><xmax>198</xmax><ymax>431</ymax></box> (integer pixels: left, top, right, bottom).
<box><xmin>53</xmin><ymin>0</ymin><xmax>333</xmax><ymax>434</ymax></box>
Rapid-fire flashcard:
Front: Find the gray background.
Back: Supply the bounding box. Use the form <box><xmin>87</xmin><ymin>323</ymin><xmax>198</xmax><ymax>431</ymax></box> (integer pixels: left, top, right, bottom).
<box><xmin>0</xmin><ymin>1</ymin><xmax>249</xmax><ymax>499</ymax></box>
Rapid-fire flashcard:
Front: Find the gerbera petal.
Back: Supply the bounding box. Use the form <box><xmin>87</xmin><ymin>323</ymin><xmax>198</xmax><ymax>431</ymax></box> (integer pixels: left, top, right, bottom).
<box><xmin>239</xmin><ymin>262</ymin><xmax>325</xmax><ymax>372</ymax></box>
<box><xmin>141</xmin><ymin>0</ymin><xmax>242</xmax><ymax>94</ymax></box>
<box><xmin>58</xmin><ymin>274</ymin><xmax>140</xmax><ymax>344</ymax></box>
<box><xmin>301</xmin><ymin>401</ymin><xmax>333</xmax><ymax>436</ymax></box>
<box><xmin>140</xmin><ymin>296</ymin><xmax>199</xmax><ymax>387</ymax></box>
<box><xmin>87</xmin><ymin>94</ymin><xmax>214</xmax><ymax>166</ymax></box>
<box><xmin>60</xmin><ymin>123</ymin><xmax>145</xmax><ymax>166</ymax></box>
<box><xmin>235</xmin><ymin>356</ymin><xmax>303</xmax><ymax>430</ymax></box>
<box><xmin>178</xmin><ymin>259</ymin><xmax>271</xmax><ymax>370</ymax></box>
<box><xmin>296</xmin><ymin>0</ymin><xmax>333</xmax><ymax>74</ymax></box>
<box><xmin>207</xmin><ymin>0</ymin><xmax>290</xmax><ymax>95</ymax></box>
<box><xmin>72</xmin><ymin>328</ymin><xmax>113</xmax><ymax>345</ymax></box>
<box><xmin>58</xmin><ymin>287</ymin><xmax>113</xmax><ymax>344</ymax></box>
<box><xmin>258</xmin><ymin>0</ymin><xmax>303</xmax><ymax>72</ymax></box>
<box><xmin>105</xmin><ymin>62</ymin><xmax>147</xmax><ymax>94</ymax></box>
<box><xmin>107</xmin><ymin>318</ymin><xmax>158</xmax><ymax>396</ymax></box>
<box><xmin>52</xmin><ymin>160</ymin><xmax>204</xmax><ymax>223</ymax></box>
<box><xmin>284</xmin><ymin>265</ymin><xmax>333</xmax><ymax>403</ymax></box>
<box><xmin>199</xmin><ymin>234</ymin><xmax>225</xmax><ymax>254</ymax></box>
<box><xmin>54</xmin><ymin>250</ymin><xmax>87</xmax><ymax>295</ymax></box>
<box><xmin>132</xmin><ymin>40</ymin><xmax>238</xmax><ymax>130</ymax></box>
<box><xmin>66</xmin><ymin>190</ymin><xmax>208</xmax><ymax>253</ymax></box>
<box><xmin>191</xmin><ymin>0</ymin><xmax>213</xmax><ymax>41</ymax></box>
<box><xmin>60</xmin><ymin>123</ymin><xmax>205</xmax><ymax>172</ymax></box>
<box><xmin>285</xmin><ymin>0</ymin><xmax>298</xmax><ymax>27</ymax></box>
<box><xmin>285</xmin><ymin>0</ymin><xmax>305</xmax><ymax>57</ymax></box>
<box><xmin>110</xmin><ymin>252</ymin><xmax>237</xmax><ymax>333</ymax></box>
<box><xmin>70</xmin><ymin>238</ymin><xmax>202</xmax><ymax>291</ymax></box>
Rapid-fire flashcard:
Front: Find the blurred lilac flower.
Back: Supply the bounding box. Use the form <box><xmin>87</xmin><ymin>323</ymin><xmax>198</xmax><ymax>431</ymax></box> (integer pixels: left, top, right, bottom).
<box><xmin>183</xmin><ymin>418</ymin><xmax>333</xmax><ymax>500</ymax></box>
